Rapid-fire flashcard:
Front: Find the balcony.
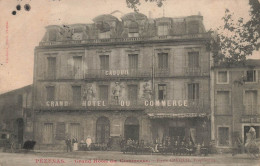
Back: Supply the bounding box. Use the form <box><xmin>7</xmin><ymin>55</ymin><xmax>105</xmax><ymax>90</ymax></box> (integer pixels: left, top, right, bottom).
<box><xmin>154</xmin><ymin>68</ymin><xmax>169</xmax><ymax>77</ymax></box>
<box><xmin>214</xmin><ymin>105</ymin><xmax>232</xmax><ymax>115</ymax></box>
<box><xmin>85</xmin><ymin>68</ymin><xmax>152</xmax><ymax>79</ymax></box>
<box><xmin>243</xmin><ymin>105</ymin><xmax>260</xmax><ymax>115</ymax></box>
<box><xmin>184</xmin><ymin>67</ymin><xmax>201</xmax><ymax>76</ymax></box>
<box><xmin>38</xmin><ymin>33</ymin><xmax>211</xmax><ymax>46</ymax></box>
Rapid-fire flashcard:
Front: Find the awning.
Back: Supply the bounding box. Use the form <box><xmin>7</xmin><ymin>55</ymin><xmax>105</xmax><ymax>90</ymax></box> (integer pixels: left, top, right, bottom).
<box><xmin>147</xmin><ymin>113</ymin><xmax>208</xmax><ymax>119</ymax></box>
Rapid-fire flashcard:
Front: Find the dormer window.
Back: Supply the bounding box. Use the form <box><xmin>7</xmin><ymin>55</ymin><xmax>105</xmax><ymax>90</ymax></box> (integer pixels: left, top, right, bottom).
<box><xmin>49</xmin><ymin>29</ymin><xmax>57</xmax><ymax>41</ymax></box>
<box><xmin>188</xmin><ymin>20</ymin><xmax>199</xmax><ymax>34</ymax></box>
<box><xmin>72</xmin><ymin>27</ymin><xmax>83</xmax><ymax>40</ymax></box>
<box><xmin>158</xmin><ymin>23</ymin><xmax>169</xmax><ymax>36</ymax></box>
<box><xmin>97</xmin><ymin>21</ymin><xmax>111</xmax><ymax>39</ymax></box>
<box><xmin>128</xmin><ymin>21</ymin><xmax>139</xmax><ymax>37</ymax></box>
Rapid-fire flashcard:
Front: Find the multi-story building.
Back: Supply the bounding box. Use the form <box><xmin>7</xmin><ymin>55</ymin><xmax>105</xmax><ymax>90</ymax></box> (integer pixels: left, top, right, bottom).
<box><xmin>33</xmin><ymin>12</ymin><xmax>211</xmax><ymax>150</ymax></box>
<box><xmin>211</xmin><ymin>60</ymin><xmax>260</xmax><ymax>151</ymax></box>
<box><xmin>0</xmin><ymin>85</ymin><xmax>33</xmax><ymax>147</ymax></box>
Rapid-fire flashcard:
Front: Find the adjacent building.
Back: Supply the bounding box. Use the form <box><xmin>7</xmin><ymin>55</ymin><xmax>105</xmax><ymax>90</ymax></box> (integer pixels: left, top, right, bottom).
<box><xmin>0</xmin><ymin>85</ymin><xmax>33</xmax><ymax>147</ymax></box>
<box><xmin>33</xmin><ymin>12</ymin><xmax>212</xmax><ymax>150</ymax></box>
<box><xmin>211</xmin><ymin>60</ymin><xmax>260</xmax><ymax>151</ymax></box>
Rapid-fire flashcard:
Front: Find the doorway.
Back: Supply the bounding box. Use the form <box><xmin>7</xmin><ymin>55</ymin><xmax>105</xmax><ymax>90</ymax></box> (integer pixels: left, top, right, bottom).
<box><xmin>169</xmin><ymin>127</ymin><xmax>185</xmax><ymax>140</ymax></box>
<box><xmin>244</xmin><ymin>126</ymin><xmax>260</xmax><ymax>143</ymax></box>
<box><xmin>124</xmin><ymin>117</ymin><xmax>139</xmax><ymax>141</ymax></box>
<box><xmin>96</xmin><ymin>117</ymin><xmax>110</xmax><ymax>144</ymax></box>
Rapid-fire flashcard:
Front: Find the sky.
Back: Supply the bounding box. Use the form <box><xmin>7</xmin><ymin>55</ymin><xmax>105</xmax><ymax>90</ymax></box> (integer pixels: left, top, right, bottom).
<box><xmin>0</xmin><ymin>0</ymin><xmax>259</xmax><ymax>94</ymax></box>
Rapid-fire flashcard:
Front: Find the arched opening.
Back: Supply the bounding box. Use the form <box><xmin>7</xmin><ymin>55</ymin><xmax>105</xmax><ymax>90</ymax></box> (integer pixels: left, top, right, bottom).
<box><xmin>16</xmin><ymin>118</ymin><xmax>24</xmax><ymax>145</ymax></box>
<box><xmin>96</xmin><ymin>116</ymin><xmax>110</xmax><ymax>144</ymax></box>
<box><xmin>124</xmin><ymin>117</ymin><xmax>139</xmax><ymax>141</ymax></box>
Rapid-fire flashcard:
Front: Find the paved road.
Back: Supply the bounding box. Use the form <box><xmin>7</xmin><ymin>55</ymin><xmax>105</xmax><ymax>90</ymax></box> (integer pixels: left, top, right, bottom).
<box><xmin>0</xmin><ymin>151</ymin><xmax>259</xmax><ymax>166</ymax></box>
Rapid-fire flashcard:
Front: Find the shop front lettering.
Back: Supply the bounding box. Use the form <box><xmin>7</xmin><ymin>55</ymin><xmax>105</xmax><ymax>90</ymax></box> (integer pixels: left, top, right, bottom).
<box><xmin>105</xmin><ymin>70</ymin><xmax>128</xmax><ymax>76</ymax></box>
<box><xmin>144</xmin><ymin>100</ymin><xmax>188</xmax><ymax>107</ymax></box>
<box><xmin>241</xmin><ymin>117</ymin><xmax>260</xmax><ymax>123</ymax></box>
<box><xmin>46</xmin><ymin>101</ymin><xmax>69</xmax><ymax>107</ymax></box>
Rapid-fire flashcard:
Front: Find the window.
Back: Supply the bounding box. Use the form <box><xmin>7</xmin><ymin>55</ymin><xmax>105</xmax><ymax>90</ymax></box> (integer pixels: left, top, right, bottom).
<box><xmin>217</xmin><ymin>71</ymin><xmax>228</xmax><ymax>84</ymax></box>
<box><xmin>216</xmin><ymin>91</ymin><xmax>230</xmax><ymax>114</ymax></box>
<box><xmin>98</xmin><ymin>21</ymin><xmax>111</xmax><ymax>39</ymax></box>
<box><xmin>158</xmin><ymin>24</ymin><xmax>168</xmax><ymax>36</ymax></box>
<box><xmin>99</xmin><ymin>31</ymin><xmax>110</xmax><ymax>39</ymax></box>
<box><xmin>128</xmin><ymin>54</ymin><xmax>138</xmax><ymax>69</ymax></box>
<box><xmin>69</xmin><ymin>123</ymin><xmax>80</xmax><ymax>140</ymax></box>
<box><xmin>188</xmin><ymin>52</ymin><xmax>199</xmax><ymax>68</ymax></box>
<box><xmin>56</xmin><ymin>122</ymin><xmax>65</xmax><ymax>140</ymax></box>
<box><xmin>47</xmin><ymin>57</ymin><xmax>56</xmax><ymax>79</ymax></box>
<box><xmin>128</xmin><ymin>85</ymin><xmax>138</xmax><ymax>102</ymax></box>
<box><xmin>128</xmin><ymin>21</ymin><xmax>139</xmax><ymax>37</ymax></box>
<box><xmin>100</xmin><ymin>55</ymin><xmax>109</xmax><ymax>70</ymax></box>
<box><xmin>99</xmin><ymin>85</ymin><xmax>108</xmax><ymax>101</ymax></box>
<box><xmin>245</xmin><ymin>70</ymin><xmax>257</xmax><ymax>82</ymax></box>
<box><xmin>73</xmin><ymin>56</ymin><xmax>82</xmax><ymax>79</ymax></box>
<box><xmin>46</xmin><ymin>86</ymin><xmax>55</xmax><ymax>101</ymax></box>
<box><xmin>244</xmin><ymin>90</ymin><xmax>257</xmax><ymax>114</ymax></box>
<box><xmin>43</xmin><ymin>123</ymin><xmax>53</xmax><ymax>144</ymax></box>
<box><xmin>188</xmin><ymin>21</ymin><xmax>199</xmax><ymax>34</ymax></box>
<box><xmin>72</xmin><ymin>86</ymin><xmax>81</xmax><ymax>104</ymax></box>
<box><xmin>218</xmin><ymin>127</ymin><xmax>229</xmax><ymax>146</ymax></box>
<box><xmin>188</xmin><ymin>83</ymin><xmax>199</xmax><ymax>100</ymax></box>
<box><xmin>158</xmin><ymin>84</ymin><xmax>166</xmax><ymax>100</ymax></box>
<box><xmin>49</xmin><ymin>30</ymin><xmax>56</xmax><ymax>41</ymax></box>
<box><xmin>158</xmin><ymin>53</ymin><xmax>168</xmax><ymax>69</ymax></box>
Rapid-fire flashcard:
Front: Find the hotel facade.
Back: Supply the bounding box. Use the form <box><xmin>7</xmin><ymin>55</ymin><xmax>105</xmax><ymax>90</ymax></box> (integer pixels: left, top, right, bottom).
<box><xmin>33</xmin><ymin>13</ymin><xmax>211</xmax><ymax>150</ymax></box>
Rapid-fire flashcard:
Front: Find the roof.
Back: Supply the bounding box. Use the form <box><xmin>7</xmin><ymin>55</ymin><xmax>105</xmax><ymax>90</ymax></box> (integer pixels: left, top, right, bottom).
<box><xmin>213</xmin><ymin>59</ymin><xmax>260</xmax><ymax>69</ymax></box>
<box><xmin>0</xmin><ymin>85</ymin><xmax>32</xmax><ymax>98</ymax></box>
<box><xmin>121</xmin><ymin>12</ymin><xmax>147</xmax><ymax>20</ymax></box>
<box><xmin>93</xmin><ymin>14</ymin><xmax>119</xmax><ymax>22</ymax></box>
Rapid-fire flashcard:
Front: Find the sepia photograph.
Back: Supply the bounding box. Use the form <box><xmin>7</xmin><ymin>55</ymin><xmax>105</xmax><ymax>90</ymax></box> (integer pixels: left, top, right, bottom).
<box><xmin>0</xmin><ymin>0</ymin><xmax>259</xmax><ymax>165</ymax></box>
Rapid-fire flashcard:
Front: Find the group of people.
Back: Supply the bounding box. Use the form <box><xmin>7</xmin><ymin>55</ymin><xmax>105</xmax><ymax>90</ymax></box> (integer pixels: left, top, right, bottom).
<box><xmin>121</xmin><ymin>137</ymin><xmax>208</xmax><ymax>155</ymax></box>
<box><xmin>65</xmin><ymin>137</ymin><xmax>92</xmax><ymax>152</ymax></box>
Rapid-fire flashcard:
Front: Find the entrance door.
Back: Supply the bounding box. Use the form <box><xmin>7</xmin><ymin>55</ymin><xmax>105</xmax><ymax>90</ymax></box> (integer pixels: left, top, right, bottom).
<box><xmin>244</xmin><ymin>126</ymin><xmax>260</xmax><ymax>143</ymax></box>
<box><xmin>96</xmin><ymin>117</ymin><xmax>110</xmax><ymax>144</ymax></box>
<box><xmin>124</xmin><ymin>117</ymin><xmax>139</xmax><ymax>141</ymax></box>
<box><xmin>169</xmin><ymin>127</ymin><xmax>185</xmax><ymax>140</ymax></box>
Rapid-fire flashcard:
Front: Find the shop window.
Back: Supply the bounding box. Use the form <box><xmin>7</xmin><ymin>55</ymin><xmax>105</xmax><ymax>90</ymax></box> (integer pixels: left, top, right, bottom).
<box><xmin>245</xmin><ymin>70</ymin><xmax>257</xmax><ymax>82</ymax></box>
<box><xmin>47</xmin><ymin>57</ymin><xmax>56</xmax><ymax>79</ymax></box>
<box><xmin>217</xmin><ymin>71</ymin><xmax>228</xmax><ymax>84</ymax></box>
<box><xmin>128</xmin><ymin>54</ymin><xmax>138</xmax><ymax>69</ymax></box>
<box><xmin>218</xmin><ymin>127</ymin><xmax>229</xmax><ymax>146</ymax></box>
<box><xmin>43</xmin><ymin>123</ymin><xmax>53</xmax><ymax>144</ymax></box>
<box><xmin>244</xmin><ymin>90</ymin><xmax>258</xmax><ymax>115</ymax></box>
<box><xmin>46</xmin><ymin>86</ymin><xmax>55</xmax><ymax>101</ymax></box>
<box><xmin>99</xmin><ymin>85</ymin><xmax>108</xmax><ymax>101</ymax></box>
<box><xmin>158</xmin><ymin>24</ymin><xmax>169</xmax><ymax>36</ymax></box>
<box><xmin>72</xmin><ymin>86</ymin><xmax>81</xmax><ymax>104</ymax></box>
<box><xmin>73</xmin><ymin>56</ymin><xmax>82</xmax><ymax>79</ymax></box>
<box><xmin>158</xmin><ymin>84</ymin><xmax>166</xmax><ymax>100</ymax></box>
<box><xmin>158</xmin><ymin>53</ymin><xmax>168</xmax><ymax>69</ymax></box>
<box><xmin>216</xmin><ymin>91</ymin><xmax>230</xmax><ymax>114</ymax></box>
<box><xmin>100</xmin><ymin>55</ymin><xmax>109</xmax><ymax>70</ymax></box>
<box><xmin>188</xmin><ymin>83</ymin><xmax>199</xmax><ymax>100</ymax></box>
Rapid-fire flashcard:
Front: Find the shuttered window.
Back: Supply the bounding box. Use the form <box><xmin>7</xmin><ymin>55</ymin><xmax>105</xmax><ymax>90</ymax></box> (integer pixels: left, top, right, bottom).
<box><xmin>47</xmin><ymin>57</ymin><xmax>56</xmax><ymax>79</ymax></box>
<box><xmin>218</xmin><ymin>71</ymin><xmax>228</xmax><ymax>83</ymax></box>
<box><xmin>69</xmin><ymin>123</ymin><xmax>80</xmax><ymax>140</ymax></box>
<box><xmin>158</xmin><ymin>53</ymin><xmax>168</xmax><ymax>69</ymax></box>
<box><xmin>128</xmin><ymin>54</ymin><xmax>138</xmax><ymax>69</ymax></box>
<box><xmin>72</xmin><ymin>86</ymin><xmax>81</xmax><ymax>104</ymax></box>
<box><xmin>99</xmin><ymin>85</ymin><xmax>108</xmax><ymax>101</ymax></box>
<box><xmin>100</xmin><ymin>55</ymin><xmax>109</xmax><ymax>70</ymax></box>
<box><xmin>128</xmin><ymin>85</ymin><xmax>138</xmax><ymax>102</ymax></box>
<box><xmin>188</xmin><ymin>21</ymin><xmax>199</xmax><ymax>34</ymax></box>
<box><xmin>73</xmin><ymin>56</ymin><xmax>82</xmax><ymax>79</ymax></box>
<box><xmin>216</xmin><ymin>91</ymin><xmax>230</xmax><ymax>114</ymax></box>
<box><xmin>43</xmin><ymin>123</ymin><xmax>53</xmax><ymax>144</ymax></box>
<box><xmin>188</xmin><ymin>52</ymin><xmax>199</xmax><ymax>68</ymax></box>
<box><xmin>188</xmin><ymin>83</ymin><xmax>199</xmax><ymax>100</ymax></box>
<box><xmin>244</xmin><ymin>90</ymin><xmax>257</xmax><ymax>114</ymax></box>
<box><xmin>158</xmin><ymin>25</ymin><xmax>168</xmax><ymax>36</ymax></box>
<box><xmin>46</xmin><ymin>86</ymin><xmax>55</xmax><ymax>101</ymax></box>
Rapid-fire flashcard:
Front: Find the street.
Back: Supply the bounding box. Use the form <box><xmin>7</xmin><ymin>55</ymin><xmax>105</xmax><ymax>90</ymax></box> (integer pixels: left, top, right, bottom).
<box><xmin>0</xmin><ymin>151</ymin><xmax>259</xmax><ymax>166</ymax></box>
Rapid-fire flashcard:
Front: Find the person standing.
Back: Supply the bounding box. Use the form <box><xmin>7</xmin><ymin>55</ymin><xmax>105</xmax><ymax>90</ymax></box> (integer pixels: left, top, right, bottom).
<box><xmin>65</xmin><ymin>138</ymin><xmax>72</xmax><ymax>152</ymax></box>
<box><xmin>86</xmin><ymin>136</ymin><xmax>92</xmax><ymax>151</ymax></box>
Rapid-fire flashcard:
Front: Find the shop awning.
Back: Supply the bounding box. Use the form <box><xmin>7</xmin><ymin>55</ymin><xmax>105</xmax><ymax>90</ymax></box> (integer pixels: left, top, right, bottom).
<box><xmin>147</xmin><ymin>113</ymin><xmax>208</xmax><ymax>119</ymax></box>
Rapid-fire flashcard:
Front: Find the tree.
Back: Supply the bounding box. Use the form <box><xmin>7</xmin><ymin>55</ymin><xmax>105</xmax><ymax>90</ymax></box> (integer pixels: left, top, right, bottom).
<box><xmin>210</xmin><ymin>0</ymin><xmax>260</xmax><ymax>66</ymax></box>
<box><xmin>126</xmin><ymin>0</ymin><xmax>165</xmax><ymax>11</ymax></box>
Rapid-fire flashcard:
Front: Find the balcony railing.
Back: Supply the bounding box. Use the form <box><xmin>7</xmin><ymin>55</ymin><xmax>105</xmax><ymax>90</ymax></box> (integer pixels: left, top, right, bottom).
<box><xmin>184</xmin><ymin>67</ymin><xmax>201</xmax><ymax>76</ymax></box>
<box><xmin>85</xmin><ymin>68</ymin><xmax>152</xmax><ymax>79</ymax></box>
<box><xmin>154</xmin><ymin>68</ymin><xmax>169</xmax><ymax>77</ymax></box>
<box><xmin>243</xmin><ymin>105</ymin><xmax>260</xmax><ymax>115</ymax></box>
<box><xmin>214</xmin><ymin>105</ymin><xmax>232</xmax><ymax>115</ymax></box>
<box><xmin>39</xmin><ymin>33</ymin><xmax>211</xmax><ymax>46</ymax></box>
